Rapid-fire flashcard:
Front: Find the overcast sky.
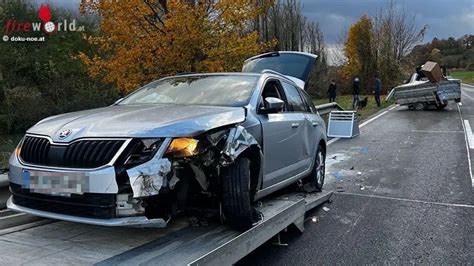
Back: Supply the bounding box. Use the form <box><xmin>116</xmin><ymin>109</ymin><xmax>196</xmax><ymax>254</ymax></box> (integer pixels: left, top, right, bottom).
<box><xmin>301</xmin><ymin>0</ymin><xmax>474</xmax><ymax>45</ymax></box>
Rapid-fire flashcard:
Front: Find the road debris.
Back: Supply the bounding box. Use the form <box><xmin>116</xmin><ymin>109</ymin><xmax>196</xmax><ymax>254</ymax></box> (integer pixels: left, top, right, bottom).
<box><xmin>322</xmin><ymin>207</ymin><xmax>330</xmax><ymax>212</ymax></box>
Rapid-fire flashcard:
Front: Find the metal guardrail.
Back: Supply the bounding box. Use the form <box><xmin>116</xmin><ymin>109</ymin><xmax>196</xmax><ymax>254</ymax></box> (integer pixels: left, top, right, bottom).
<box><xmin>315</xmin><ymin>102</ymin><xmax>344</xmax><ymax>115</ymax></box>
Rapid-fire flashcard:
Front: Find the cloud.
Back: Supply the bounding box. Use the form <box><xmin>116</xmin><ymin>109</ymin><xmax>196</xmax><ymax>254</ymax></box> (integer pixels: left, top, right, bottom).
<box><xmin>301</xmin><ymin>0</ymin><xmax>474</xmax><ymax>44</ymax></box>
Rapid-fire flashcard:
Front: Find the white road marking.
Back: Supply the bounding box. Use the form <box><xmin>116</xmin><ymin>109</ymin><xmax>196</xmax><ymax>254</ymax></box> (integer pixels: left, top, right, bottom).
<box><xmin>388</xmin><ymin>105</ymin><xmax>398</xmax><ymax>111</ymax></box>
<box><xmin>327</xmin><ymin>138</ymin><xmax>340</xmax><ymax>145</ymax></box>
<box><xmin>339</xmin><ymin>192</ymin><xmax>474</xmax><ymax>209</ymax></box>
<box><xmin>0</xmin><ymin>213</ymin><xmax>25</xmax><ymax>220</ymax></box>
<box><xmin>462</xmin><ymin>90</ymin><xmax>474</xmax><ymax>101</ymax></box>
<box><xmin>458</xmin><ymin>105</ymin><xmax>474</xmax><ymax>187</ymax></box>
<box><xmin>462</xmin><ymin>83</ymin><xmax>474</xmax><ymax>89</ymax></box>
<box><xmin>463</xmin><ymin>120</ymin><xmax>474</xmax><ymax>149</ymax></box>
<box><xmin>359</xmin><ymin>111</ymin><xmax>389</xmax><ymax>128</ymax></box>
<box><xmin>411</xmin><ymin>130</ymin><xmax>464</xmax><ymax>134</ymax></box>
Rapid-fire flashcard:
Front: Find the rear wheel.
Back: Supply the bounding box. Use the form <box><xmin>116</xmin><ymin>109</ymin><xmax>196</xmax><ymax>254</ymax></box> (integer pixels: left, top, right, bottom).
<box><xmin>221</xmin><ymin>157</ymin><xmax>256</xmax><ymax>230</ymax></box>
<box><xmin>303</xmin><ymin>144</ymin><xmax>326</xmax><ymax>192</ymax></box>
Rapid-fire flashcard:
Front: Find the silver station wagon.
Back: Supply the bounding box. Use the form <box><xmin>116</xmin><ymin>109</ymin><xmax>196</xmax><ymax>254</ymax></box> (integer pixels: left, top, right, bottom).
<box><xmin>8</xmin><ymin>51</ymin><xmax>327</xmax><ymax>230</ymax></box>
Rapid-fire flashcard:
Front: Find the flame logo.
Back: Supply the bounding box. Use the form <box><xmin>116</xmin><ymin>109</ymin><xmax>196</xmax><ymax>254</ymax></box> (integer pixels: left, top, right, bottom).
<box><xmin>37</xmin><ymin>4</ymin><xmax>55</xmax><ymax>34</ymax></box>
<box><xmin>38</xmin><ymin>4</ymin><xmax>52</xmax><ymax>23</ymax></box>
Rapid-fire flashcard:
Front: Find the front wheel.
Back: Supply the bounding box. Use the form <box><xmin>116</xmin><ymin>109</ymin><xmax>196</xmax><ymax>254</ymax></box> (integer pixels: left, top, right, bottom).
<box><xmin>303</xmin><ymin>144</ymin><xmax>326</xmax><ymax>192</ymax></box>
<box><xmin>221</xmin><ymin>157</ymin><xmax>257</xmax><ymax>230</ymax></box>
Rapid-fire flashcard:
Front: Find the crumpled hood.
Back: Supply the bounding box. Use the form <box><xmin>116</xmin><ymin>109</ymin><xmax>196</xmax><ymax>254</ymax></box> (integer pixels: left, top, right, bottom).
<box><xmin>28</xmin><ymin>104</ymin><xmax>246</xmax><ymax>142</ymax></box>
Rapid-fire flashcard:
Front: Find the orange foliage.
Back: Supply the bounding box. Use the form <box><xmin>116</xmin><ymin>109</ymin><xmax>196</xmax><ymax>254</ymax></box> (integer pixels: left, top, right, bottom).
<box><xmin>79</xmin><ymin>0</ymin><xmax>275</xmax><ymax>93</ymax></box>
<box><xmin>339</xmin><ymin>15</ymin><xmax>374</xmax><ymax>90</ymax></box>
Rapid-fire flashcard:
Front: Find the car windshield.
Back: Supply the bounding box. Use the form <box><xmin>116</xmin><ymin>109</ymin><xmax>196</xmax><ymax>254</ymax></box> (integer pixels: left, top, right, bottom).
<box><xmin>119</xmin><ymin>75</ymin><xmax>259</xmax><ymax>107</ymax></box>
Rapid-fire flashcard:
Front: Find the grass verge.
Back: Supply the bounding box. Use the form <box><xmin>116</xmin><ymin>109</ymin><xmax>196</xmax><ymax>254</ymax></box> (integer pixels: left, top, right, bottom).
<box><xmin>450</xmin><ymin>70</ymin><xmax>474</xmax><ymax>84</ymax></box>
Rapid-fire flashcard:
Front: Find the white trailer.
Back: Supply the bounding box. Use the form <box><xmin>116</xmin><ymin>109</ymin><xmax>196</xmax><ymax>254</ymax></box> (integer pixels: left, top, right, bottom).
<box><xmin>387</xmin><ymin>74</ymin><xmax>461</xmax><ymax>110</ymax></box>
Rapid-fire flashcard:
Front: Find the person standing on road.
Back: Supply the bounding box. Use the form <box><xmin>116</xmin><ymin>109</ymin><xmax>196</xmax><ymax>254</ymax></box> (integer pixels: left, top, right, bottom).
<box><xmin>327</xmin><ymin>79</ymin><xmax>337</xmax><ymax>103</ymax></box>
<box><xmin>373</xmin><ymin>74</ymin><xmax>381</xmax><ymax>107</ymax></box>
<box><xmin>352</xmin><ymin>77</ymin><xmax>360</xmax><ymax>110</ymax></box>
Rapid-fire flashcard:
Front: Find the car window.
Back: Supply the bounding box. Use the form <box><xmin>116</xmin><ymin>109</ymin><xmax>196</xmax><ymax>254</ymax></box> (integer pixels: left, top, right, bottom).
<box><xmin>281</xmin><ymin>81</ymin><xmax>306</xmax><ymax>112</ymax></box>
<box><xmin>299</xmin><ymin>90</ymin><xmax>318</xmax><ymax>114</ymax></box>
<box><xmin>119</xmin><ymin>75</ymin><xmax>258</xmax><ymax>107</ymax></box>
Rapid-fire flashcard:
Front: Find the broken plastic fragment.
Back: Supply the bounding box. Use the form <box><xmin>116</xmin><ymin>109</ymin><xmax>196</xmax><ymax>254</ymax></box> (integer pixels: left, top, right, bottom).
<box><xmin>220</xmin><ymin>125</ymin><xmax>259</xmax><ymax>165</ymax></box>
<box><xmin>127</xmin><ymin>158</ymin><xmax>171</xmax><ymax>198</ymax></box>
<box><xmin>322</xmin><ymin>206</ymin><xmax>330</xmax><ymax>212</ymax></box>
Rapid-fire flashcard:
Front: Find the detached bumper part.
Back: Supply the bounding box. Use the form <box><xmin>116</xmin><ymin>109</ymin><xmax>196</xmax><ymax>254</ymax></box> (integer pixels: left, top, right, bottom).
<box><xmin>7</xmin><ymin>197</ymin><xmax>168</xmax><ymax>227</ymax></box>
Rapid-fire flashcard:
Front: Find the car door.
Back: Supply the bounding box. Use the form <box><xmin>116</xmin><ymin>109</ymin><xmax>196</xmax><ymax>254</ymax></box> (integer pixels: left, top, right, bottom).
<box><xmin>299</xmin><ymin>88</ymin><xmax>325</xmax><ymax>159</ymax></box>
<box><xmin>279</xmin><ymin>81</ymin><xmax>314</xmax><ymax>170</ymax></box>
<box><xmin>257</xmin><ymin>79</ymin><xmax>307</xmax><ymax>187</ymax></box>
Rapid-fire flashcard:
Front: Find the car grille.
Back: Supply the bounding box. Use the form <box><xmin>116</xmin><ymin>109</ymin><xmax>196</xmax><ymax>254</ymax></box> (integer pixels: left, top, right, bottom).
<box><xmin>10</xmin><ymin>183</ymin><xmax>116</xmax><ymax>219</ymax></box>
<box><xmin>20</xmin><ymin>136</ymin><xmax>125</xmax><ymax>168</ymax></box>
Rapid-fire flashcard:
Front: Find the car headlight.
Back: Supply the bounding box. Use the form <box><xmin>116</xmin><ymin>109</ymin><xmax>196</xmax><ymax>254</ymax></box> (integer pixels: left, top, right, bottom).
<box><xmin>165</xmin><ymin>138</ymin><xmax>199</xmax><ymax>158</ymax></box>
<box><xmin>124</xmin><ymin>138</ymin><xmax>163</xmax><ymax>167</ymax></box>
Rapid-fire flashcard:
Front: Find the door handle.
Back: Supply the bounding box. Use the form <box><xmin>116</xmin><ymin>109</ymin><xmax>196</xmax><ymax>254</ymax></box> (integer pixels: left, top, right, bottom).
<box><xmin>291</xmin><ymin>122</ymin><xmax>300</xmax><ymax>128</ymax></box>
<box><xmin>312</xmin><ymin>121</ymin><xmax>318</xmax><ymax>127</ymax></box>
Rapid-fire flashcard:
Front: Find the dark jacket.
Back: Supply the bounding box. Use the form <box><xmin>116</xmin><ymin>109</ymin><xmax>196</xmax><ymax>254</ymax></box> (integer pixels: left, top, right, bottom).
<box><xmin>327</xmin><ymin>83</ymin><xmax>337</xmax><ymax>97</ymax></box>
<box><xmin>352</xmin><ymin>80</ymin><xmax>360</xmax><ymax>95</ymax></box>
<box><xmin>374</xmin><ymin>78</ymin><xmax>382</xmax><ymax>94</ymax></box>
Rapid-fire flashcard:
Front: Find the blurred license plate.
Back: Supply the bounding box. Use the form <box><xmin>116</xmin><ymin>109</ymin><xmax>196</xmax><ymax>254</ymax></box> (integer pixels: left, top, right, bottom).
<box><xmin>22</xmin><ymin>170</ymin><xmax>89</xmax><ymax>196</ymax></box>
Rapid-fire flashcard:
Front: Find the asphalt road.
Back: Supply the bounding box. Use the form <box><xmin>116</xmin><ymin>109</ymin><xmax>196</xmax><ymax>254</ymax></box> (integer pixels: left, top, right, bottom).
<box><xmin>240</xmin><ymin>86</ymin><xmax>474</xmax><ymax>264</ymax></box>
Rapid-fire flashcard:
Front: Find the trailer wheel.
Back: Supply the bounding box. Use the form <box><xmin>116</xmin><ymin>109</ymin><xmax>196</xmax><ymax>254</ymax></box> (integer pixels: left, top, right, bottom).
<box><xmin>303</xmin><ymin>144</ymin><xmax>325</xmax><ymax>192</ymax></box>
<box><xmin>221</xmin><ymin>157</ymin><xmax>256</xmax><ymax>230</ymax></box>
<box><xmin>414</xmin><ymin>102</ymin><xmax>426</xmax><ymax>111</ymax></box>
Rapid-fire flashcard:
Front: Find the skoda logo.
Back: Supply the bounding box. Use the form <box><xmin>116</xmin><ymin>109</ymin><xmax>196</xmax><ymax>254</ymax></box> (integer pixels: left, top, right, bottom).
<box><xmin>58</xmin><ymin>129</ymin><xmax>72</xmax><ymax>140</ymax></box>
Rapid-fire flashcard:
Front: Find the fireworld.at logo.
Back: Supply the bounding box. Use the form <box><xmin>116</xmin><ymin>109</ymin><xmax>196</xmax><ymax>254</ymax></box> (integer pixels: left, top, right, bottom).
<box><xmin>4</xmin><ymin>4</ymin><xmax>84</xmax><ymax>35</ymax></box>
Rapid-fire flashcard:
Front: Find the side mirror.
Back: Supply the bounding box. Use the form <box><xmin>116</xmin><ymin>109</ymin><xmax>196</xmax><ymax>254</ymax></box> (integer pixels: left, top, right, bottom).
<box><xmin>261</xmin><ymin>97</ymin><xmax>284</xmax><ymax>114</ymax></box>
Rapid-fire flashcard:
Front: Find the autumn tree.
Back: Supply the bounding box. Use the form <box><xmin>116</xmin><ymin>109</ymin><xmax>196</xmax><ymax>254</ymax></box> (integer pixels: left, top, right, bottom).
<box><xmin>79</xmin><ymin>0</ymin><xmax>275</xmax><ymax>94</ymax></box>
<box><xmin>340</xmin><ymin>15</ymin><xmax>375</xmax><ymax>92</ymax></box>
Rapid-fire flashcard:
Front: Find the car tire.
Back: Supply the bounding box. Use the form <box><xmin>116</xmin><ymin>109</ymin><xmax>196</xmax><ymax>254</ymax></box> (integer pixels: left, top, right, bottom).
<box><xmin>221</xmin><ymin>157</ymin><xmax>256</xmax><ymax>230</ymax></box>
<box><xmin>303</xmin><ymin>144</ymin><xmax>325</xmax><ymax>192</ymax></box>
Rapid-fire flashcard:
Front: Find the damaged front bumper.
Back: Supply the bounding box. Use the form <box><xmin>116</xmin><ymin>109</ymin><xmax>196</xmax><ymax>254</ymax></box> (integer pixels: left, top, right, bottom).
<box><xmin>7</xmin><ymin>126</ymin><xmax>261</xmax><ymax>227</ymax></box>
<box><xmin>6</xmin><ymin>197</ymin><xmax>168</xmax><ymax>227</ymax></box>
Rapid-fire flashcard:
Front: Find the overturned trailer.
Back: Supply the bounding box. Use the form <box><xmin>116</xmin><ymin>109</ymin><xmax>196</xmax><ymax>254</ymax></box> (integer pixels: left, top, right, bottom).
<box><xmin>387</xmin><ymin>62</ymin><xmax>461</xmax><ymax>110</ymax></box>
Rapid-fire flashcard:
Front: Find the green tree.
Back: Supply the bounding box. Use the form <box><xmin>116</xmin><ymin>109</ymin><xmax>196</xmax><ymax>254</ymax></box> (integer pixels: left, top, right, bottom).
<box><xmin>0</xmin><ymin>1</ymin><xmax>118</xmax><ymax>134</ymax></box>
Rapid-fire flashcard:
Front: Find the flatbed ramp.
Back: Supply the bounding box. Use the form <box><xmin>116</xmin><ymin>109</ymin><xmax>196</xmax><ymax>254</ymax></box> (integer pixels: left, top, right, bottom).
<box><xmin>0</xmin><ymin>191</ymin><xmax>332</xmax><ymax>265</ymax></box>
